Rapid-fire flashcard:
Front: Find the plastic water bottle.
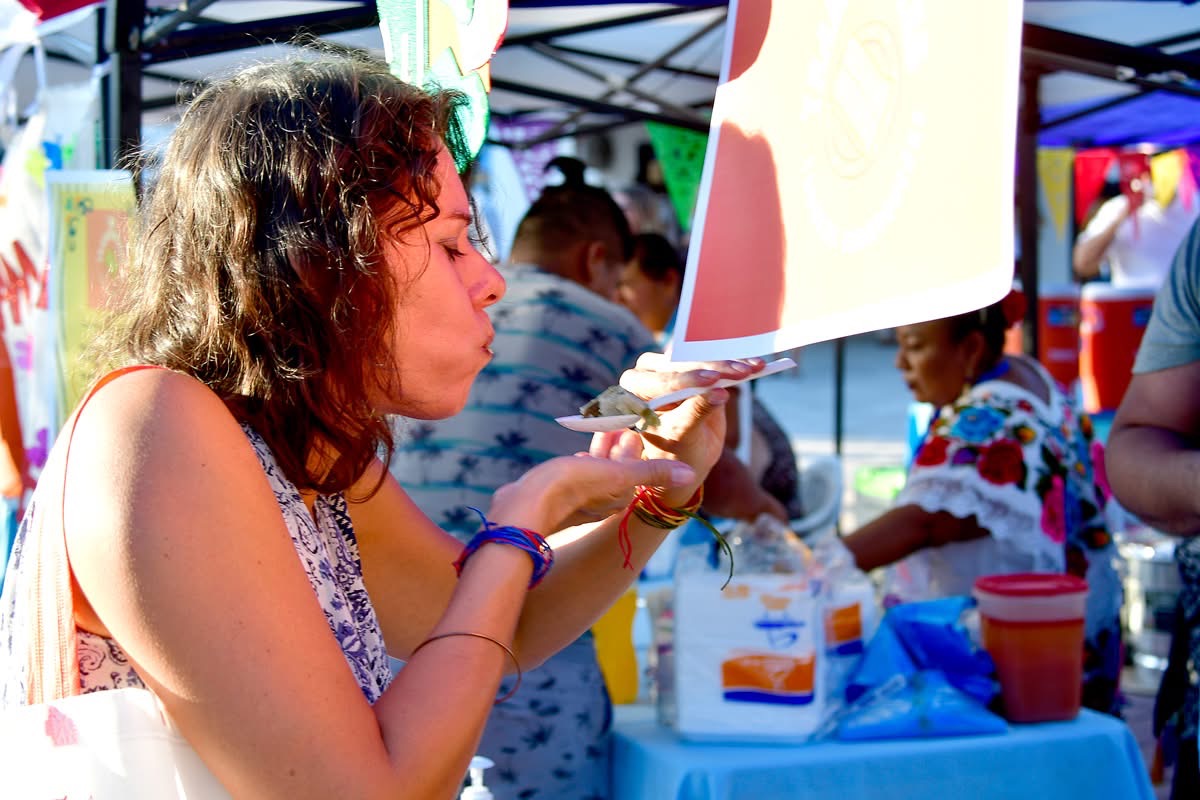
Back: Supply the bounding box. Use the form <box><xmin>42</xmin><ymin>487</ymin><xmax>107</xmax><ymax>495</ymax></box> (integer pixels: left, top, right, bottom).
<box><xmin>653</xmin><ymin>607</ymin><xmax>676</xmax><ymax>729</ymax></box>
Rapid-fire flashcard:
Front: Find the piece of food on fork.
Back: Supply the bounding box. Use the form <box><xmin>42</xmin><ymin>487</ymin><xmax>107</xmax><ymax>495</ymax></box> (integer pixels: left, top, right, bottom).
<box><xmin>579</xmin><ymin>385</ymin><xmax>661</xmax><ymax>429</ymax></box>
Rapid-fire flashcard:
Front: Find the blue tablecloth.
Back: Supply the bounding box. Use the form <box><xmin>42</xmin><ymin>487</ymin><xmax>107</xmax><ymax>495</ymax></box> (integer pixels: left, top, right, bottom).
<box><xmin>611</xmin><ymin>704</ymin><xmax>1154</xmax><ymax>800</ymax></box>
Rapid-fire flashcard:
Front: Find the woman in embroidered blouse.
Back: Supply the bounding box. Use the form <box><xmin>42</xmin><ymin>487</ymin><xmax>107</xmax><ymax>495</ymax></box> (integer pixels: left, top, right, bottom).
<box><xmin>842</xmin><ymin>296</ymin><xmax>1123</xmax><ymax>714</ymax></box>
<box><xmin>0</xmin><ymin>54</ymin><xmax>753</xmax><ymax>798</ymax></box>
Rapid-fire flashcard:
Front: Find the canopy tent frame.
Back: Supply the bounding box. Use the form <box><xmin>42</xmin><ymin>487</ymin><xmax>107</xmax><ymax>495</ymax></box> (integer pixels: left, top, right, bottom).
<box><xmin>29</xmin><ymin>0</ymin><xmax>1200</xmax><ymax>457</ymax></box>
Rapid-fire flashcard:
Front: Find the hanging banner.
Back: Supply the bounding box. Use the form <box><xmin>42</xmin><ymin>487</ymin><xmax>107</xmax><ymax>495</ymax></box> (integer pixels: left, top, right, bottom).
<box><xmin>646</xmin><ymin>121</ymin><xmax>709</xmax><ymax>233</ymax></box>
<box><xmin>1038</xmin><ymin>148</ymin><xmax>1073</xmax><ymax>241</ymax></box>
<box><xmin>0</xmin><ymin>77</ymin><xmax>100</xmax><ymax>481</ymax></box>
<box><xmin>45</xmin><ymin>171</ymin><xmax>134</xmax><ymax>417</ymax></box>
<box><xmin>1179</xmin><ymin>151</ymin><xmax>1197</xmax><ymax>213</ymax></box>
<box><xmin>1074</xmin><ymin>148</ymin><xmax>1116</xmax><ymax>226</ymax></box>
<box><xmin>1150</xmin><ymin>149</ymin><xmax>1184</xmax><ymax>210</ymax></box>
<box><xmin>672</xmin><ymin>0</ymin><xmax>1022</xmax><ymax>361</ymax></box>
<box><xmin>377</xmin><ymin>0</ymin><xmax>508</xmax><ymax>170</ymax></box>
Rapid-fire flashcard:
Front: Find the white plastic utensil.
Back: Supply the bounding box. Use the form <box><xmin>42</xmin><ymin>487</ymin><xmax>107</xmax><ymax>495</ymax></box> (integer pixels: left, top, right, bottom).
<box><xmin>555</xmin><ymin>357</ymin><xmax>797</xmax><ymax>433</ymax></box>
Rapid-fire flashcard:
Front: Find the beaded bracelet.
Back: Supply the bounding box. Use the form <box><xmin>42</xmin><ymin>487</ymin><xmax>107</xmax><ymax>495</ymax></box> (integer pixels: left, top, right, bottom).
<box><xmin>453</xmin><ymin>508</ymin><xmax>554</xmax><ymax>589</ymax></box>
<box><xmin>617</xmin><ymin>485</ymin><xmax>736</xmax><ymax>588</ymax></box>
<box><xmin>411</xmin><ymin>631</ymin><xmax>522</xmax><ymax>703</ymax></box>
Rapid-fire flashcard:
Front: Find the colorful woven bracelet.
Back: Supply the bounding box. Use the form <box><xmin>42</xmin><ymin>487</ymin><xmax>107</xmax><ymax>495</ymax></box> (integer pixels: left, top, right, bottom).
<box><xmin>617</xmin><ymin>485</ymin><xmax>736</xmax><ymax>588</ymax></box>
<box><xmin>453</xmin><ymin>508</ymin><xmax>554</xmax><ymax>589</ymax></box>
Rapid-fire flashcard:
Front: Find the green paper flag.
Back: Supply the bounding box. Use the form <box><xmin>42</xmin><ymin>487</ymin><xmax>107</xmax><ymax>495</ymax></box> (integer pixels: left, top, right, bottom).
<box><xmin>646</xmin><ymin>121</ymin><xmax>709</xmax><ymax>233</ymax></box>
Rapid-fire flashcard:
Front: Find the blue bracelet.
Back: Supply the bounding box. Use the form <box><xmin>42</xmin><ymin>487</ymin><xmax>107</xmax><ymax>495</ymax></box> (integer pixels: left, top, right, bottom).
<box><xmin>452</xmin><ymin>508</ymin><xmax>554</xmax><ymax>589</ymax></box>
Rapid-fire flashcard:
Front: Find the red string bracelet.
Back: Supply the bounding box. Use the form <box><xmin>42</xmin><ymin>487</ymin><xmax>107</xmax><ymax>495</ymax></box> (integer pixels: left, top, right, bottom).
<box><xmin>617</xmin><ymin>485</ymin><xmax>736</xmax><ymax>587</ymax></box>
<box><xmin>617</xmin><ymin>485</ymin><xmax>704</xmax><ymax>569</ymax></box>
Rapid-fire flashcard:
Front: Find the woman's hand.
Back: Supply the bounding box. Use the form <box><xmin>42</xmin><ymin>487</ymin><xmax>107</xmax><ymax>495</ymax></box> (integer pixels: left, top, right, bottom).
<box><xmin>487</xmin><ymin>451</ymin><xmax>697</xmax><ymax>533</ymax></box>
<box><xmin>488</xmin><ymin>356</ymin><xmax>765</xmax><ymax>531</ymax></box>
<box><xmin>594</xmin><ymin>354</ymin><xmax>766</xmax><ymax>505</ymax></box>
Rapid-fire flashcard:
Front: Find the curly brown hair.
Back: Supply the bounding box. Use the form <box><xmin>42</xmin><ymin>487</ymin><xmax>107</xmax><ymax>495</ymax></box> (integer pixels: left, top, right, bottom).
<box><xmin>95</xmin><ymin>53</ymin><xmax>470</xmax><ymax>496</ymax></box>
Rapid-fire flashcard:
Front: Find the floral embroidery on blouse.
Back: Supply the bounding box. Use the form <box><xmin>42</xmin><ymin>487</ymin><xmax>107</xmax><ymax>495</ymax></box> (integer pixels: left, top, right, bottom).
<box><xmin>892</xmin><ymin>361</ymin><xmax>1123</xmax><ymax>713</ymax></box>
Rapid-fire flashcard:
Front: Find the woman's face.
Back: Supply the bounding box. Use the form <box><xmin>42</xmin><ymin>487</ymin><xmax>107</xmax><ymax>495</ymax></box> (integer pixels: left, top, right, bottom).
<box><xmin>894</xmin><ymin>320</ymin><xmax>977</xmax><ymax>407</ymax></box>
<box><xmin>376</xmin><ymin>147</ymin><xmax>506</xmax><ymax>419</ymax></box>
<box><xmin>617</xmin><ymin>261</ymin><xmax>678</xmax><ymax>337</ymax></box>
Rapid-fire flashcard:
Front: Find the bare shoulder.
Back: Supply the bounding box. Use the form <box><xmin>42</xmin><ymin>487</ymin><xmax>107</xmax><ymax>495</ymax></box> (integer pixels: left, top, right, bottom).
<box><xmin>68</xmin><ymin>367</ymin><xmax>240</xmax><ymax>448</ymax></box>
<box><xmin>60</xmin><ymin>368</ymin><xmax>280</xmax><ymax>617</ymax></box>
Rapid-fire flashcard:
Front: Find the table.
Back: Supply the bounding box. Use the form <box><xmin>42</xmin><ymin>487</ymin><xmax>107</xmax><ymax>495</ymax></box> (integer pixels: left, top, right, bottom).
<box><xmin>611</xmin><ymin>704</ymin><xmax>1155</xmax><ymax>800</ymax></box>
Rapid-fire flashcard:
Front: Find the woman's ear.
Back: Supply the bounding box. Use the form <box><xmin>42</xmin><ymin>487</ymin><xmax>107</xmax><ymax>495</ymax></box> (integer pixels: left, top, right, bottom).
<box><xmin>961</xmin><ymin>329</ymin><xmax>989</xmax><ymax>380</ymax></box>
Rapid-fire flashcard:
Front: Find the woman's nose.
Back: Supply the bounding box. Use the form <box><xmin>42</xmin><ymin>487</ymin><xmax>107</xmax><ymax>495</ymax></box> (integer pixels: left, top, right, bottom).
<box><xmin>476</xmin><ymin>256</ymin><xmax>506</xmax><ymax>307</ymax></box>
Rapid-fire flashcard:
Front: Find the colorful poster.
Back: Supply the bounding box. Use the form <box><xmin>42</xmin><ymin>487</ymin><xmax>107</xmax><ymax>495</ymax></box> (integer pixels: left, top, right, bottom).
<box><xmin>0</xmin><ymin>78</ymin><xmax>101</xmax><ymax>482</ymax></box>
<box><xmin>672</xmin><ymin>0</ymin><xmax>1023</xmax><ymax>361</ymax></box>
<box><xmin>46</xmin><ymin>171</ymin><xmax>134</xmax><ymax>419</ymax></box>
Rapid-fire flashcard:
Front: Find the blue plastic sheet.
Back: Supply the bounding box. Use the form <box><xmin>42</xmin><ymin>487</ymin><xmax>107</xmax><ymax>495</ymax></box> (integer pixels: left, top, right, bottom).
<box><xmin>832</xmin><ymin>597</ymin><xmax>1006</xmax><ymax>740</ymax></box>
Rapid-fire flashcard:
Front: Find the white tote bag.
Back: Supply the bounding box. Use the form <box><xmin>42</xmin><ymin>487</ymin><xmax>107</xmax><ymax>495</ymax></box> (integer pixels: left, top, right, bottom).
<box><xmin>0</xmin><ymin>687</ymin><xmax>230</xmax><ymax>799</ymax></box>
<box><xmin>0</xmin><ymin>366</ymin><xmax>230</xmax><ymax>798</ymax></box>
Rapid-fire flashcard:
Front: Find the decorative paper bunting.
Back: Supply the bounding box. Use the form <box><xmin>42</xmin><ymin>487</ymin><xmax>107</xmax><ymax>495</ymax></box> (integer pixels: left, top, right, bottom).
<box><xmin>1118</xmin><ymin>151</ymin><xmax>1150</xmax><ymax>239</ymax></box>
<box><xmin>1150</xmin><ymin>149</ymin><xmax>1184</xmax><ymax>210</ymax></box>
<box><xmin>645</xmin><ymin>122</ymin><xmax>709</xmax><ymax>233</ymax></box>
<box><xmin>1179</xmin><ymin>152</ymin><xmax>1197</xmax><ymax>213</ymax></box>
<box><xmin>1037</xmin><ymin>148</ymin><xmax>1073</xmax><ymax>240</ymax></box>
<box><xmin>1073</xmin><ymin>148</ymin><xmax>1116</xmax><ymax>226</ymax></box>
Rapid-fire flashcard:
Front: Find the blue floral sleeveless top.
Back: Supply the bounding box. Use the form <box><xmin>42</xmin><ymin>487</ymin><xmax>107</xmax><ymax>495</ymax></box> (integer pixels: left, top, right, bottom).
<box><xmin>0</xmin><ymin>424</ymin><xmax>393</xmax><ymax>706</ymax></box>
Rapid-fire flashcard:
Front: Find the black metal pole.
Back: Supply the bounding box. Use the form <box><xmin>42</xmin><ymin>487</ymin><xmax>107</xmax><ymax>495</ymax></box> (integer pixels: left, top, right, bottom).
<box><xmin>834</xmin><ymin>337</ymin><xmax>845</xmax><ymax>457</ymax></box>
<box><xmin>1018</xmin><ymin>67</ymin><xmax>1041</xmax><ymax>358</ymax></box>
<box><xmin>107</xmin><ymin>0</ymin><xmax>145</xmax><ymax>169</ymax></box>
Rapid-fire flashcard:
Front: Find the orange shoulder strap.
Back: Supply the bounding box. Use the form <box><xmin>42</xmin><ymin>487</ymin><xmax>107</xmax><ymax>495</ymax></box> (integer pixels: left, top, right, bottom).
<box><xmin>27</xmin><ymin>365</ymin><xmax>170</xmax><ymax>704</ymax></box>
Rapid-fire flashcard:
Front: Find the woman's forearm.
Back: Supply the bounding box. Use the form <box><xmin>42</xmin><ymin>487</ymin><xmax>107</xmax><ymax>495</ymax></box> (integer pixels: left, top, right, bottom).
<box><xmin>511</xmin><ymin>511</ymin><xmax>675</xmax><ymax>667</ymax></box>
<box><xmin>842</xmin><ymin>504</ymin><xmax>987</xmax><ymax>571</ymax></box>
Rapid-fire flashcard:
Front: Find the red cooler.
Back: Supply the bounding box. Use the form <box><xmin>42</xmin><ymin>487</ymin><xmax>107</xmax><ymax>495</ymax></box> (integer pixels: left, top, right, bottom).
<box><xmin>1004</xmin><ymin>284</ymin><xmax>1080</xmax><ymax>390</ymax></box>
<box><xmin>1079</xmin><ymin>283</ymin><xmax>1156</xmax><ymax>414</ymax></box>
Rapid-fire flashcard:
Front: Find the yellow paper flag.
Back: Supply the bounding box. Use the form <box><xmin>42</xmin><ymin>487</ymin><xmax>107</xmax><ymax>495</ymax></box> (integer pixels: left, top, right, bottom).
<box><xmin>1151</xmin><ymin>149</ymin><xmax>1184</xmax><ymax>209</ymax></box>
<box><xmin>1038</xmin><ymin>148</ymin><xmax>1074</xmax><ymax>240</ymax></box>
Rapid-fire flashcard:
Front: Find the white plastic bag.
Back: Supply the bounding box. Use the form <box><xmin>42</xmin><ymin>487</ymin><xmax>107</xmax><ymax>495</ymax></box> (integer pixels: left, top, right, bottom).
<box><xmin>674</xmin><ymin>570</ymin><xmax>824</xmax><ymax>743</ymax></box>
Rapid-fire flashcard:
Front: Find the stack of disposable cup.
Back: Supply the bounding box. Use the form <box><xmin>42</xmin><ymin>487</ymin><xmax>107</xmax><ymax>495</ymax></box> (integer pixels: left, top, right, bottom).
<box><xmin>973</xmin><ymin>573</ymin><xmax>1088</xmax><ymax>723</ymax></box>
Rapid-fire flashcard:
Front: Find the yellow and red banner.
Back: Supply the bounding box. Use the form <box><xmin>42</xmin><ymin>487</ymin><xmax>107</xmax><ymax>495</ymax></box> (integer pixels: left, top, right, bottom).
<box><xmin>46</xmin><ymin>171</ymin><xmax>135</xmax><ymax>418</ymax></box>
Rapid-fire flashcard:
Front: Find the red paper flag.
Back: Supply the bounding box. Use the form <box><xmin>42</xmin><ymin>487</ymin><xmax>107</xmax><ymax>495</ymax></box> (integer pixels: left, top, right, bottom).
<box><xmin>1118</xmin><ymin>151</ymin><xmax>1150</xmax><ymax>239</ymax></box>
<box><xmin>1074</xmin><ymin>148</ymin><xmax>1116</xmax><ymax>227</ymax></box>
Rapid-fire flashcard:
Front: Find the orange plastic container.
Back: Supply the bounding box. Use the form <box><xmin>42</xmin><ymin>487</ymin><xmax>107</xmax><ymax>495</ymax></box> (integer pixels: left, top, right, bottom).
<box><xmin>1079</xmin><ymin>283</ymin><xmax>1156</xmax><ymax>414</ymax></box>
<box><xmin>973</xmin><ymin>573</ymin><xmax>1088</xmax><ymax>723</ymax></box>
<box><xmin>1004</xmin><ymin>284</ymin><xmax>1080</xmax><ymax>389</ymax></box>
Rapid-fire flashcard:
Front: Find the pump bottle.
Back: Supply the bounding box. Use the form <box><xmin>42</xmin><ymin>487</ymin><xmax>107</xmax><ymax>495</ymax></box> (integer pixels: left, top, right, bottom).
<box><xmin>460</xmin><ymin>755</ymin><xmax>494</xmax><ymax>800</ymax></box>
